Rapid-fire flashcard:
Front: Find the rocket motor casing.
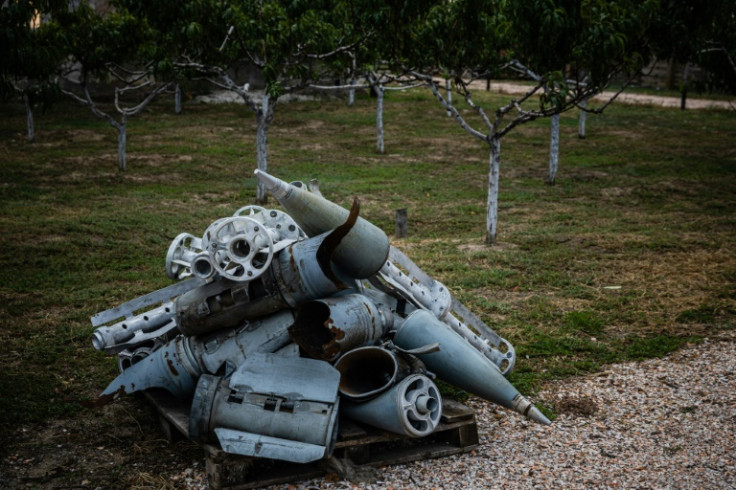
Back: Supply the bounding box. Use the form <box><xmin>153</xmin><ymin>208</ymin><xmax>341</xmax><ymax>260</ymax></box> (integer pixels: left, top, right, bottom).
<box><xmin>288</xmin><ymin>293</ymin><xmax>394</xmax><ymax>362</ymax></box>
<box><xmin>99</xmin><ymin>310</ymin><xmax>294</xmax><ymax>399</ymax></box>
<box><xmin>341</xmin><ymin>373</ymin><xmax>442</xmax><ymax>438</ymax></box>
<box><xmin>333</xmin><ymin>345</ymin><xmax>412</xmax><ymax>401</ymax></box>
<box><xmin>175</xmin><ymin>230</ymin><xmax>350</xmax><ymax>337</ymax></box>
<box><xmin>188</xmin><ymin>353</ymin><xmax>341</xmax><ymax>463</ymax></box>
<box><xmin>255</xmin><ymin>170</ymin><xmax>390</xmax><ymax>279</ymax></box>
<box><xmin>394</xmin><ymin>309</ymin><xmax>551</xmax><ymax>425</ymax></box>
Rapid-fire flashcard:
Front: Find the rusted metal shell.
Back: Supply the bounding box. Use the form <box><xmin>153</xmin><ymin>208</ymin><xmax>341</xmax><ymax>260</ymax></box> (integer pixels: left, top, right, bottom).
<box><xmin>175</xmin><ymin>272</ymin><xmax>285</xmax><ymax>337</ymax></box>
<box><xmin>288</xmin><ymin>294</ymin><xmax>393</xmax><ymax>362</ymax></box>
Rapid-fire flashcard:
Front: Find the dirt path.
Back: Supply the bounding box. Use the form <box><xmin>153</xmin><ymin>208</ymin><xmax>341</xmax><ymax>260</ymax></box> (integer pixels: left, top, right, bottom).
<box><xmin>484</xmin><ymin>81</ymin><xmax>735</xmax><ymax>110</ymax></box>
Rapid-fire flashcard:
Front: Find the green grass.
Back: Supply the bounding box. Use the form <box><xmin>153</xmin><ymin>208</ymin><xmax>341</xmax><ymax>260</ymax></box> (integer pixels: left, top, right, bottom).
<box><xmin>0</xmin><ymin>87</ymin><xmax>734</xmax><ymax>430</ymax></box>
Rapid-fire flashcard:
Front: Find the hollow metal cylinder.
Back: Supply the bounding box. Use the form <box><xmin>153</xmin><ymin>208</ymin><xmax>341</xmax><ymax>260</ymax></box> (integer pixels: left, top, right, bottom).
<box><xmin>341</xmin><ymin>374</ymin><xmax>442</xmax><ymax>438</ymax></box>
<box><xmin>288</xmin><ymin>294</ymin><xmax>393</xmax><ymax>362</ymax></box>
<box><xmin>333</xmin><ymin>345</ymin><xmax>410</xmax><ymax>401</ymax></box>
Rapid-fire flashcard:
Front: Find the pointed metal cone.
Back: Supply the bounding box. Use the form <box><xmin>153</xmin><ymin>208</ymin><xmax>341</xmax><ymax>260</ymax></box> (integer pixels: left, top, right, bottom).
<box><xmin>254</xmin><ymin>169</ymin><xmax>291</xmax><ymax>200</ymax></box>
<box><xmin>394</xmin><ymin>310</ymin><xmax>552</xmax><ymax>425</ymax></box>
<box><xmin>253</xmin><ymin>169</ymin><xmax>389</xmax><ymax>279</ymax></box>
<box><xmin>528</xmin><ymin>405</ymin><xmax>552</xmax><ymax>426</ymax></box>
<box><xmin>100</xmin><ymin>339</ymin><xmax>198</xmax><ymax>399</ymax></box>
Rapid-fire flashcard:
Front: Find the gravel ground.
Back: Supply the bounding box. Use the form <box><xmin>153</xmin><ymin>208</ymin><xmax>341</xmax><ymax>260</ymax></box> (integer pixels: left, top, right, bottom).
<box><xmin>173</xmin><ymin>330</ymin><xmax>735</xmax><ymax>489</ymax></box>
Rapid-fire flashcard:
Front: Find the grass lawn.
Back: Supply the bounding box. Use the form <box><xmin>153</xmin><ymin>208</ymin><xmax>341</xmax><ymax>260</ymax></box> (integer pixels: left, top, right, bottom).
<box><xmin>1</xmin><ymin>86</ymin><xmax>734</xmax><ymax>434</ymax></box>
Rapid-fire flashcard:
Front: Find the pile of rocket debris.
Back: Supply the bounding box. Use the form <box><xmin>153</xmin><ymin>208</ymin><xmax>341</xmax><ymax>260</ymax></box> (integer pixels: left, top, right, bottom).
<box><xmin>91</xmin><ymin>170</ymin><xmax>550</xmax><ymax>464</ymax></box>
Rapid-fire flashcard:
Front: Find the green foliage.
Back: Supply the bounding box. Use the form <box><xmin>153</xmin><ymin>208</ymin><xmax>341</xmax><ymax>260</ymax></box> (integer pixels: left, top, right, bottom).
<box><xmin>506</xmin><ymin>0</ymin><xmax>655</xmax><ymax>89</ymax></box>
<box><xmin>649</xmin><ymin>1</ymin><xmax>736</xmax><ymax>92</ymax></box>
<box><xmin>0</xmin><ymin>0</ymin><xmax>66</xmax><ymax>102</ymax></box>
<box><xmin>159</xmin><ymin>0</ymin><xmax>366</xmax><ymax>96</ymax></box>
<box><xmin>623</xmin><ymin>336</ymin><xmax>693</xmax><ymax>360</ymax></box>
<box><xmin>415</xmin><ymin>0</ymin><xmax>505</xmax><ymax>74</ymax></box>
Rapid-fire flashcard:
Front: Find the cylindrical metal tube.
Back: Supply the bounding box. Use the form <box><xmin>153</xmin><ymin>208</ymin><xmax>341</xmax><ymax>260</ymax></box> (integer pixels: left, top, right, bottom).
<box><xmin>394</xmin><ymin>310</ymin><xmax>550</xmax><ymax>425</ymax></box>
<box><xmin>333</xmin><ymin>345</ymin><xmax>410</xmax><ymax>401</ymax></box>
<box><xmin>341</xmin><ymin>374</ymin><xmax>442</xmax><ymax>438</ymax></box>
<box><xmin>255</xmin><ymin>170</ymin><xmax>390</xmax><ymax>278</ymax></box>
<box><xmin>288</xmin><ymin>294</ymin><xmax>393</xmax><ymax>362</ymax></box>
<box><xmin>99</xmin><ymin>310</ymin><xmax>294</xmax><ymax>399</ymax></box>
<box><xmin>188</xmin><ymin>354</ymin><xmax>341</xmax><ymax>463</ymax></box>
<box><xmin>91</xmin><ymin>301</ymin><xmax>177</xmax><ymax>354</ymax></box>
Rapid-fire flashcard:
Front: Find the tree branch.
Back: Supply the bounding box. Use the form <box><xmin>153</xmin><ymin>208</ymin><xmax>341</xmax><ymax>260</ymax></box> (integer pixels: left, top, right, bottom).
<box><xmin>412</xmin><ymin>72</ymin><xmax>488</xmax><ymax>143</ymax></box>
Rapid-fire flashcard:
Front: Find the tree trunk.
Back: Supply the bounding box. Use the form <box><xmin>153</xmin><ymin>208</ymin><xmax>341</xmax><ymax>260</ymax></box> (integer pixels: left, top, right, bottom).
<box><xmin>485</xmin><ymin>137</ymin><xmax>501</xmax><ymax>245</ymax></box>
<box><xmin>175</xmin><ymin>84</ymin><xmax>182</xmax><ymax>114</ymax></box>
<box><xmin>578</xmin><ymin>98</ymin><xmax>587</xmax><ymax>139</ymax></box>
<box><xmin>117</xmin><ymin>121</ymin><xmax>127</xmax><ymax>172</ymax></box>
<box><xmin>445</xmin><ymin>79</ymin><xmax>453</xmax><ymax>117</ymax></box>
<box><xmin>23</xmin><ymin>93</ymin><xmax>35</xmax><ymax>143</ymax></box>
<box><xmin>348</xmin><ymin>57</ymin><xmax>356</xmax><ymax>107</ymax></box>
<box><xmin>255</xmin><ymin>94</ymin><xmax>272</xmax><ymax>204</ymax></box>
<box><xmin>680</xmin><ymin>63</ymin><xmax>690</xmax><ymax>111</ymax></box>
<box><xmin>546</xmin><ymin>114</ymin><xmax>560</xmax><ymax>185</ymax></box>
<box><xmin>348</xmin><ymin>77</ymin><xmax>356</xmax><ymax>107</ymax></box>
<box><xmin>376</xmin><ymin>84</ymin><xmax>384</xmax><ymax>154</ymax></box>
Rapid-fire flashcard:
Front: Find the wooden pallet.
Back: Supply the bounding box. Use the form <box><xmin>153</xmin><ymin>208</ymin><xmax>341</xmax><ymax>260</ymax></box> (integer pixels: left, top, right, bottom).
<box><xmin>144</xmin><ymin>389</ymin><xmax>479</xmax><ymax>490</ymax></box>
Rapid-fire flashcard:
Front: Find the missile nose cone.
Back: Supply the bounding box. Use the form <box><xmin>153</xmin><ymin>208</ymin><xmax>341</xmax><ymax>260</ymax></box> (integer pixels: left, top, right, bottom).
<box><xmin>528</xmin><ymin>405</ymin><xmax>552</xmax><ymax>426</ymax></box>
<box><xmin>254</xmin><ymin>169</ymin><xmax>290</xmax><ymax>200</ymax></box>
<box><xmin>511</xmin><ymin>393</ymin><xmax>552</xmax><ymax>426</ymax></box>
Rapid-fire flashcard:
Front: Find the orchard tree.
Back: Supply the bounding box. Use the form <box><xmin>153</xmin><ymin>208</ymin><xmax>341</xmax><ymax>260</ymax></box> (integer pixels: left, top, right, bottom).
<box><xmin>311</xmin><ymin>70</ymin><xmax>422</xmax><ymax>154</ymax></box>
<box><xmin>312</xmin><ymin>1</ymin><xmax>444</xmax><ymax>154</ymax></box>
<box><xmin>408</xmin><ymin>0</ymin><xmax>655</xmax><ymax>244</ymax></box>
<box><xmin>649</xmin><ymin>0</ymin><xmax>736</xmax><ymax>107</ymax></box>
<box><xmin>169</xmin><ymin>0</ymin><xmax>366</xmax><ymax>203</ymax></box>
<box><xmin>54</xmin><ymin>1</ymin><xmax>171</xmax><ymax>172</ymax></box>
<box><xmin>1</xmin><ymin>0</ymin><xmax>65</xmax><ymax>142</ymax></box>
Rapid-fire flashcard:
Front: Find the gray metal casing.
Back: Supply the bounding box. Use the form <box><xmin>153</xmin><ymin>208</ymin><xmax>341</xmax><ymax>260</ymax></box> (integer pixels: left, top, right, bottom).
<box><xmin>189</xmin><ymin>354</ymin><xmax>341</xmax><ymax>463</ymax></box>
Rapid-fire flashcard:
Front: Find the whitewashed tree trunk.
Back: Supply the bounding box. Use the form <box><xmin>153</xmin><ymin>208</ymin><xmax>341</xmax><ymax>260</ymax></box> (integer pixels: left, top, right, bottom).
<box><xmin>445</xmin><ymin>79</ymin><xmax>452</xmax><ymax>117</ymax></box>
<box><xmin>578</xmin><ymin>98</ymin><xmax>587</xmax><ymax>139</ymax></box>
<box><xmin>23</xmin><ymin>93</ymin><xmax>35</xmax><ymax>142</ymax></box>
<box><xmin>486</xmin><ymin>137</ymin><xmax>501</xmax><ymax>244</ymax></box>
<box><xmin>348</xmin><ymin>56</ymin><xmax>356</xmax><ymax>107</ymax></box>
<box><xmin>61</xmin><ymin>77</ymin><xmax>169</xmax><ymax>173</ymax></box>
<box><xmin>348</xmin><ymin>76</ymin><xmax>356</xmax><ymax>107</ymax></box>
<box><xmin>547</xmin><ymin>113</ymin><xmax>560</xmax><ymax>185</ymax></box>
<box><xmin>117</xmin><ymin>119</ymin><xmax>127</xmax><ymax>172</ymax></box>
<box><xmin>376</xmin><ymin>84</ymin><xmax>384</xmax><ymax>154</ymax></box>
<box><xmin>175</xmin><ymin>84</ymin><xmax>182</xmax><ymax>114</ymax></box>
<box><xmin>255</xmin><ymin>94</ymin><xmax>274</xmax><ymax>204</ymax></box>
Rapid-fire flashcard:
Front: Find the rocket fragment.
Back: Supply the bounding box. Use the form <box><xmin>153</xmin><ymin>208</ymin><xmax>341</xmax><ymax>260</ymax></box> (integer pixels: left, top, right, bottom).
<box><xmin>254</xmin><ymin>169</ymin><xmax>390</xmax><ymax>278</ymax></box>
<box><xmin>394</xmin><ymin>310</ymin><xmax>551</xmax><ymax>425</ymax></box>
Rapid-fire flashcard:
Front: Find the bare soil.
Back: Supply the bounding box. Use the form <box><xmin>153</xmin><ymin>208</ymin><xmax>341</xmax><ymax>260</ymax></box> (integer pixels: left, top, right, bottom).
<box><xmin>0</xmin><ymin>397</ymin><xmax>205</xmax><ymax>489</ymax></box>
